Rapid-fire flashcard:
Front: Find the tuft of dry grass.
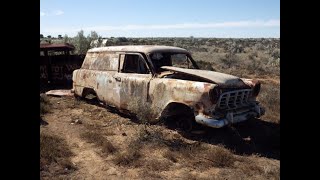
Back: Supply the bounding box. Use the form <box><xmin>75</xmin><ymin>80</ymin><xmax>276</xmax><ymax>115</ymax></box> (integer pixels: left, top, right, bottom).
<box><xmin>203</xmin><ymin>146</ymin><xmax>236</xmax><ymax>168</ymax></box>
<box><xmin>165</xmin><ymin>142</ymin><xmax>236</xmax><ymax>169</ymax></box>
<box><xmin>104</xmin><ymin>128</ymin><xmax>116</xmax><ymax>136</ymax></box>
<box><xmin>217</xmin><ymin>158</ymin><xmax>280</xmax><ymax>180</ymax></box>
<box><xmin>197</xmin><ymin>60</ymin><xmax>215</xmax><ymax>71</ymax></box>
<box><xmin>40</xmin><ymin>94</ymin><xmax>49</xmax><ymax>103</ymax></box>
<box><xmin>163</xmin><ymin>150</ymin><xmax>178</xmax><ymax>163</ymax></box>
<box><xmin>144</xmin><ymin>159</ymin><xmax>172</xmax><ymax>172</ymax></box>
<box><xmin>180</xmin><ymin>172</ymin><xmax>198</xmax><ymax>180</ymax></box>
<box><xmin>238</xmin><ymin>161</ymin><xmax>263</xmax><ymax>177</ymax></box>
<box><xmin>113</xmin><ymin>128</ymin><xmax>173</xmax><ymax>171</ymax></box>
<box><xmin>264</xmin><ymin>166</ymin><xmax>280</xmax><ymax>180</ymax></box>
<box><xmin>141</xmin><ymin>170</ymin><xmax>163</xmax><ymax>179</ymax></box>
<box><xmin>40</xmin><ymin>132</ymin><xmax>76</xmax><ymax>171</ymax></box>
<box><xmin>136</xmin><ymin>127</ymin><xmax>166</xmax><ymax>144</ymax></box>
<box><xmin>127</xmin><ymin>97</ymin><xmax>163</xmax><ymax>124</ymax></box>
<box><xmin>257</xmin><ymin>83</ymin><xmax>280</xmax><ymax>123</ymax></box>
<box><xmin>127</xmin><ymin>99</ymin><xmax>154</xmax><ymax>124</ymax></box>
<box><xmin>80</xmin><ymin>131</ymin><xmax>117</xmax><ymax>155</ymax></box>
<box><xmin>113</xmin><ymin>127</ymin><xmax>169</xmax><ymax>168</ymax></box>
<box><xmin>112</xmin><ymin>128</ymin><xmax>147</xmax><ymax>167</ymax></box>
<box><xmin>40</xmin><ymin>94</ymin><xmax>51</xmax><ymax>115</ymax></box>
<box><xmin>112</xmin><ymin>145</ymin><xmax>142</xmax><ymax>167</ymax></box>
<box><xmin>68</xmin><ymin>96</ymin><xmax>83</xmax><ymax>108</ymax></box>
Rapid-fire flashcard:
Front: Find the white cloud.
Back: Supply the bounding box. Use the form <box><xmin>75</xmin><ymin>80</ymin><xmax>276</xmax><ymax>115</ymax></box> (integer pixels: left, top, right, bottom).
<box><xmin>41</xmin><ymin>19</ymin><xmax>280</xmax><ymax>37</ymax></box>
<box><xmin>40</xmin><ymin>10</ymin><xmax>64</xmax><ymax>16</ymax></box>
<box><xmin>54</xmin><ymin>10</ymin><xmax>64</xmax><ymax>16</ymax></box>
<box><xmin>79</xmin><ymin>19</ymin><xmax>280</xmax><ymax>32</ymax></box>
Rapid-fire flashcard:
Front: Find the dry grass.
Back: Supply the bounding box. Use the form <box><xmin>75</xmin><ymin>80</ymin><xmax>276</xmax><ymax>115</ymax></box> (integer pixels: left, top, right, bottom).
<box><xmin>113</xmin><ymin>127</ymin><xmax>168</xmax><ymax>167</ymax></box>
<box><xmin>40</xmin><ymin>95</ymin><xmax>279</xmax><ymax>179</ymax></box>
<box><xmin>203</xmin><ymin>146</ymin><xmax>236</xmax><ymax>168</ymax></box>
<box><xmin>127</xmin><ymin>99</ymin><xmax>154</xmax><ymax>124</ymax></box>
<box><xmin>144</xmin><ymin>159</ymin><xmax>172</xmax><ymax>172</ymax></box>
<box><xmin>263</xmin><ymin>166</ymin><xmax>280</xmax><ymax>180</ymax></box>
<box><xmin>104</xmin><ymin>128</ymin><xmax>116</xmax><ymax>136</ymax></box>
<box><xmin>136</xmin><ymin>127</ymin><xmax>166</xmax><ymax>144</ymax></box>
<box><xmin>131</xmin><ymin>127</ymin><xmax>237</xmax><ymax>170</ymax></box>
<box><xmin>163</xmin><ymin>150</ymin><xmax>178</xmax><ymax>163</ymax></box>
<box><xmin>196</xmin><ymin>60</ymin><xmax>215</xmax><ymax>71</ymax></box>
<box><xmin>180</xmin><ymin>172</ymin><xmax>198</xmax><ymax>180</ymax></box>
<box><xmin>112</xmin><ymin>145</ymin><xmax>142</xmax><ymax>167</ymax></box>
<box><xmin>40</xmin><ymin>94</ymin><xmax>51</xmax><ymax>115</ymax></box>
<box><xmin>40</xmin><ymin>132</ymin><xmax>76</xmax><ymax>172</ymax></box>
<box><xmin>112</xmin><ymin>128</ymin><xmax>150</xmax><ymax>167</ymax></box>
<box><xmin>113</xmin><ymin>127</ymin><xmax>174</xmax><ymax>171</ymax></box>
<box><xmin>172</xmin><ymin>142</ymin><xmax>236</xmax><ymax>169</ymax></box>
<box><xmin>80</xmin><ymin>131</ymin><xmax>117</xmax><ymax>155</ymax></box>
<box><xmin>257</xmin><ymin>83</ymin><xmax>280</xmax><ymax>123</ymax></box>
<box><xmin>141</xmin><ymin>170</ymin><xmax>163</xmax><ymax>179</ymax></box>
<box><xmin>180</xmin><ymin>171</ymin><xmax>214</xmax><ymax>180</ymax></box>
<box><xmin>238</xmin><ymin>160</ymin><xmax>264</xmax><ymax>177</ymax></box>
<box><xmin>212</xmin><ymin>154</ymin><xmax>280</xmax><ymax>180</ymax></box>
<box><xmin>127</xmin><ymin>97</ymin><xmax>163</xmax><ymax>124</ymax></box>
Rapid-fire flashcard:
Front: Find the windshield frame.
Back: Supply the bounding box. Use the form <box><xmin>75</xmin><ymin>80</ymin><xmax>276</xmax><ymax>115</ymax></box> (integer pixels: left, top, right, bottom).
<box><xmin>146</xmin><ymin>52</ymin><xmax>199</xmax><ymax>74</ymax></box>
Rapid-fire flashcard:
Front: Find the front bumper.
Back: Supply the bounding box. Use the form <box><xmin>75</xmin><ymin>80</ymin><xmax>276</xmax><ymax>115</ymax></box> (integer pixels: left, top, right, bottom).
<box><xmin>195</xmin><ymin>104</ymin><xmax>265</xmax><ymax>128</ymax></box>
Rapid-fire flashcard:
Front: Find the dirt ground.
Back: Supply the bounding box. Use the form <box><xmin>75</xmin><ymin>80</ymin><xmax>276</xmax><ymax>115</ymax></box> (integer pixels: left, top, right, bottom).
<box><xmin>40</xmin><ymin>94</ymin><xmax>279</xmax><ymax>180</ymax></box>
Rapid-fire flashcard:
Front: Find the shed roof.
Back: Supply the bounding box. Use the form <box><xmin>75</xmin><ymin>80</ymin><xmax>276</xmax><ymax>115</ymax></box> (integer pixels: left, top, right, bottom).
<box><xmin>40</xmin><ymin>43</ymin><xmax>75</xmax><ymax>51</ymax></box>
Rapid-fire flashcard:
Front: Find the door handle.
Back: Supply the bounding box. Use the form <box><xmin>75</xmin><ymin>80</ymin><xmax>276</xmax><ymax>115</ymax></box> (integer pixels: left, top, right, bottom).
<box><xmin>115</xmin><ymin>77</ymin><xmax>121</xmax><ymax>82</ymax></box>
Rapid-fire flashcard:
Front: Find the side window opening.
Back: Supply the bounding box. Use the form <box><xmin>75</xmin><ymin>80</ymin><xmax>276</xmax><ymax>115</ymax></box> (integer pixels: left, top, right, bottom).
<box><xmin>121</xmin><ymin>54</ymin><xmax>149</xmax><ymax>74</ymax></box>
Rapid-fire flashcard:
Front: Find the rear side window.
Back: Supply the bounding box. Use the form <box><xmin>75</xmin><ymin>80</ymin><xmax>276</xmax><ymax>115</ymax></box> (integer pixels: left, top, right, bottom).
<box><xmin>81</xmin><ymin>52</ymin><xmax>98</xmax><ymax>69</ymax></box>
<box><xmin>121</xmin><ymin>54</ymin><xmax>149</xmax><ymax>74</ymax></box>
<box><xmin>82</xmin><ymin>52</ymin><xmax>119</xmax><ymax>71</ymax></box>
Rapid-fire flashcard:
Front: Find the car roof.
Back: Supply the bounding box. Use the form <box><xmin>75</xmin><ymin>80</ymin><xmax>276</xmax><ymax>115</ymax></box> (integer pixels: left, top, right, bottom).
<box><xmin>88</xmin><ymin>45</ymin><xmax>190</xmax><ymax>54</ymax></box>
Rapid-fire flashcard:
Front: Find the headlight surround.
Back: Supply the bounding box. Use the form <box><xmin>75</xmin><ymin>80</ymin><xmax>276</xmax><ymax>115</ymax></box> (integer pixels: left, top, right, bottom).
<box><xmin>252</xmin><ymin>83</ymin><xmax>261</xmax><ymax>97</ymax></box>
<box><xmin>209</xmin><ymin>86</ymin><xmax>221</xmax><ymax>104</ymax></box>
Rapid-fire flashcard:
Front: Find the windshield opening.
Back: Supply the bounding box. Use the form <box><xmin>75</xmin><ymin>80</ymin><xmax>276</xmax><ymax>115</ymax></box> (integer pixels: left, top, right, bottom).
<box><xmin>149</xmin><ymin>52</ymin><xmax>197</xmax><ymax>73</ymax></box>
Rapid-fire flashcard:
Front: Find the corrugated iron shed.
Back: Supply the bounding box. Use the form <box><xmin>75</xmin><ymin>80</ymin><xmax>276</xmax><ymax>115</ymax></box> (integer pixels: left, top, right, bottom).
<box><xmin>40</xmin><ymin>43</ymin><xmax>75</xmax><ymax>52</ymax></box>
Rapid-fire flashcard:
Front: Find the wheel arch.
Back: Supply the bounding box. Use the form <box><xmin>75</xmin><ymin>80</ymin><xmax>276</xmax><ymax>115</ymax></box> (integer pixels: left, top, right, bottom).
<box><xmin>160</xmin><ymin>101</ymin><xmax>194</xmax><ymax>118</ymax></box>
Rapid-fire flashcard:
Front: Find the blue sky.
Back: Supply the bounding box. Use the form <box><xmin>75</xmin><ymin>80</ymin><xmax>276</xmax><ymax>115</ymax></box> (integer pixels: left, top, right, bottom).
<box><xmin>40</xmin><ymin>0</ymin><xmax>280</xmax><ymax>38</ymax></box>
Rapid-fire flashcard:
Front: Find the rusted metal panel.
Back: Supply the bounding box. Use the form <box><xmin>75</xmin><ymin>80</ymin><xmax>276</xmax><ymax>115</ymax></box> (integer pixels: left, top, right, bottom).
<box><xmin>148</xmin><ymin>78</ymin><xmax>216</xmax><ymax>118</ymax></box>
<box><xmin>40</xmin><ymin>43</ymin><xmax>84</xmax><ymax>89</ymax></box>
<box><xmin>40</xmin><ymin>43</ymin><xmax>75</xmax><ymax>51</ymax></box>
<box><xmin>161</xmin><ymin>66</ymin><xmax>244</xmax><ymax>86</ymax></box>
<box><xmin>81</xmin><ymin>52</ymin><xmax>120</xmax><ymax>71</ymax></box>
<box><xmin>116</xmin><ymin>73</ymin><xmax>153</xmax><ymax>109</ymax></box>
<box><xmin>73</xmin><ymin>69</ymin><xmax>120</xmax><ymax>107</ymax></box>
<box><xmin>40</xmin><ymin>55</ymin><xmax>84</xmax><ymax>85</ymax></box>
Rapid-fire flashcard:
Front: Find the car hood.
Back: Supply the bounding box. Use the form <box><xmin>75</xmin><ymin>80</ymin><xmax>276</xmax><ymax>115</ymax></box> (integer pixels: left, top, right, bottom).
<box><xmin>160</xmin><ymin>66</ymin><xmax>246</xmax><ymax>86</ymax></box>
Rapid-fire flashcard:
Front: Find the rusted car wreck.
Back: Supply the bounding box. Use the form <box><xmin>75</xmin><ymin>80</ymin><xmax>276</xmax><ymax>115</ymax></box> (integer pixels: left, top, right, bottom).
<box><xmin>72</xmin><ymin>45</ymin><xmax>265</xmax><ymax>130</ymax></box>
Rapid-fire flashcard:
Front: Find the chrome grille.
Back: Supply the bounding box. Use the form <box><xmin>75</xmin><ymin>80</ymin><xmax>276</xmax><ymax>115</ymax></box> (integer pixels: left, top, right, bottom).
<box><xmin>216</xmin><ymin>89</ymin><xmax>252</xmax><ymax>110</ymax></box>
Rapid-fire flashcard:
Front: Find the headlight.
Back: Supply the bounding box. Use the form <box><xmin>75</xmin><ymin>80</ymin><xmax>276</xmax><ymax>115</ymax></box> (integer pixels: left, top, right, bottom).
<box><xmin>252</xmin><ymin>83</ymin><xmax>261</xmax><ymax>97</ymax></box>
<box><xmin>209</xmin><ymin>87</ymin><xmax>221</xmax><ymax>104</ymax></box>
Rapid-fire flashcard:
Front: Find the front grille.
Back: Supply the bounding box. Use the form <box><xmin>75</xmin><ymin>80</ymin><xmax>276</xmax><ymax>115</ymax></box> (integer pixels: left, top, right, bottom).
<box><xmin>216</xmin><ymin>89</ymin><xmax>252</xmax><ymax>110</ymax></box>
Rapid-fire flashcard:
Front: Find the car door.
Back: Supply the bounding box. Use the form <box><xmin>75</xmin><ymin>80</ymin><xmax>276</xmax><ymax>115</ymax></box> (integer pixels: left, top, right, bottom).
<box><xmin>93</xmin><ymin>53</ymin><xmax>120</xmax><ymax>107</ymax></box>
<box><xmin>113</xmin><ymin>53</ymin><xmax>153</xmax><ymax>110</ymax></box>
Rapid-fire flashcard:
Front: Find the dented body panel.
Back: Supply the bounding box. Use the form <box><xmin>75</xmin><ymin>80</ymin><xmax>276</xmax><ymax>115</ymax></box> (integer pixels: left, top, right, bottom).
<box><xmin>160</xmin><ymin>66</ymin><xmax>245</xmax><ymax>86</ymax></box>
<box><xmin>73</xmin><ymin>45</ymin><xmax>265</xmax><ymax>128</ymax></box>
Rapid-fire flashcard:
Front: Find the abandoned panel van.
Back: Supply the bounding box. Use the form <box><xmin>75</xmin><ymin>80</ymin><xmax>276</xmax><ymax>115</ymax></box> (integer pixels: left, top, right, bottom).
<box><xmin>72</xmin><ymin>45</ymin><xmax>265</xmax><ymax>130</ymax></box>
